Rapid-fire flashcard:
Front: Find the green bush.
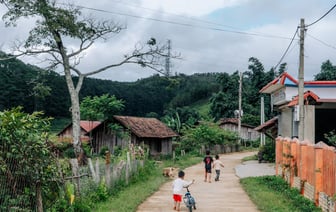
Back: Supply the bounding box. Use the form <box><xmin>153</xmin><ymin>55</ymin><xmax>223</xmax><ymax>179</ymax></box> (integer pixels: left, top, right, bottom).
<box><xmin>178</xmin><ymin>121</ymin><xmax>237</xmax><ymax>153</ymax></box>
<box><xmin>99</xmin><ymin>146</ymin><xmax>109</xmax><ymax>156</ymax></box>
<box><xmin>258</xmin><ymin>139</ymin><xmax>275</xmax><ymax>162</ymax></box>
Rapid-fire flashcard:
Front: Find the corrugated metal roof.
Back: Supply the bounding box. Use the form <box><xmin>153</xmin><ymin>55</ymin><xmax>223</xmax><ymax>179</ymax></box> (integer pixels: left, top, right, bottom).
<box><xmin>113</xmin><ymin>115</ymin><xmax>178</xmax><ymax>138</ymax></box>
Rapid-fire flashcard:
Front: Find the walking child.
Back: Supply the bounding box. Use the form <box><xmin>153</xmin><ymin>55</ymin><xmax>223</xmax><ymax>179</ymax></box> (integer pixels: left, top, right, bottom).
<box><xmin>172</xmin><ymin>170</ymin><xmax>195</xmax><ymax>211</ymax></box>
<box><xmin>203</xmin><ymin>150</ymin><xmax>214</xmax><ymax>183</ymax></box>
<box><xmin>213</xmin><ymin>154</ymin><xmax>225</xmax><ymax>181</ymax></box>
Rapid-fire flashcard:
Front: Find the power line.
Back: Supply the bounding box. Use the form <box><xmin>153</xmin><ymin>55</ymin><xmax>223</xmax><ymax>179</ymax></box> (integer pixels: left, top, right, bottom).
<box><xmin>70</xmin><ymin>4</ymin><xmax>294</xmax><ymax>41</ymax></box>
<box><xmin>306</xmin><ymin>33</ymin><xmax>336</xmax><ymax>50</ymax></box>
<box><xmin>273</xmin><ymin>27</ymin><xmax>299</xmax><ymax>70</ymax></box>
<box><xmin>306</xmin><ymin>3</ymin><xmax>336</xmax><ymax>27</ymax></box>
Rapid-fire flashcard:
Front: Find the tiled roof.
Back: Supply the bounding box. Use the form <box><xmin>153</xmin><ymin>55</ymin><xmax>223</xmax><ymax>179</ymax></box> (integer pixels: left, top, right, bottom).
<box><xmin>218</xmin><ymin>118</ymin><xmax>256</xmax><ymax>129</ymax></box>
<box><xmin>287</xmin><ymin>90</ymin><xmax>319</xmax><ymax>107</ymax></box>
<box><xmin>260</xmin><ymin>72</ymin><xmax>298</xmax><ymax>93</ymax></box>
<box><xmin>260</xmin><ymin>72</ymin><xmax>336</xmax><ymax>94</ymax></box>
<box><xmin>80</xmin><ymin>121</ymin><xmax>101</xmax><ymax>133</ymax></box>
<box><xmin>113</xmin><ymin>116</ymin><xmax>178</xmax><ymax>138</ymax></box>
<box><xmin>57</xmin><ymin>120</ymin><xmax>101</xmax><ymax>136</ymax></box>
<box><xmin>254</xmin><ymin>116</ymin><xmax>278</xmax><ymax>131</ymax></box>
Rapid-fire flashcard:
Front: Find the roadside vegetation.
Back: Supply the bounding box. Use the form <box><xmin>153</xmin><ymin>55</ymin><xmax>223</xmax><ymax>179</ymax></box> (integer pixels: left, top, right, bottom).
<box><xmin>241</xmin><ymin>176</ymin><xmax>322</xmax><ymax>212</ymax></box>
<box><xmin>94</xmin><ymin>155</ymin><xmax>202</xmax><ymax>212</ymax></box>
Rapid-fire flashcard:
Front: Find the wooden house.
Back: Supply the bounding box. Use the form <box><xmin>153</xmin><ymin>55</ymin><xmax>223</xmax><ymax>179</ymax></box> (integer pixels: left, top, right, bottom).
<box><xmin>57</xmin><ymin>120</ymin><xmax>101</xmax><ymax>143</ymax></box>
<box><xmin>218</xmin><ymin>118</ymin><xmax>260</xmax><ymax>141</ymax></box>
<box><xmin>90</xmin><ymin>116</ymin><xmax>179</xmax><ymax>156</ymax></box>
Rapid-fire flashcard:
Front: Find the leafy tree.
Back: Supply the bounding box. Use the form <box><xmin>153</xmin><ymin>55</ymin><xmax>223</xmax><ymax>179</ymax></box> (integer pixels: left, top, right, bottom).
<box><xmin>210</xmin><ymin>72</ymin><xmax>240</xmax><ymax>121</ymax></box>
<box><xmin>1</xmin><ymin>0</ymin><xmax>173</xmax><ymax>159</ymax></box>
<box><xmin>0</xmin><ymin>107</ymin><xmax>59</xmax><ymax>210</ymax></box>
<box><xmin>179</xmin><ymin>122</ymin><xmax>237</xmax><ymax>153</ymax></box>
<box><xmin>314</xmin><ymin>60</ymin><xmax>336</xmax><ymax>80</ymax></box>
<box><xmin>80</xmin><ymin>94</ymin><xmax>124</xmax><ymax>121</ymax></box>
<box><xmin>278</xmin><ymin>62</ymin><xmax>287</xmax><ymax>75</ymax></box>
<box><xmin>162</xmin><ymin>106</ymin><xmax>200</xmax><ymax>133</ymax></box>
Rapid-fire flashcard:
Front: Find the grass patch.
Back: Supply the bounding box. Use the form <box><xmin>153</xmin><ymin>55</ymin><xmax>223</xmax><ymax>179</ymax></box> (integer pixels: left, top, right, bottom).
<box><xmin>241</xmin><ymin>153</ymin><xmax>258</xmax><ymax>162</ymax></box>
<box><xmin>240</xmin><ymin>176</ymin><xmax>322</xmax><ymax>212</ymax></box>
<box><xmin>93</xmin><ymin>155</ymin><xmax>202</xmax><ymax>212</ymax></box>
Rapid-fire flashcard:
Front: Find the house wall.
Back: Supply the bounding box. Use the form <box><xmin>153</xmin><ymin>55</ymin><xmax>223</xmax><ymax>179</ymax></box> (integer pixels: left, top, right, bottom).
<box><xmin>141</xmin><ymin>138</ymin><xmax>172</xmax><ymax>155</ymax></box>
<box><xmin>304</xmin><ymin>105</ymin><xmax>315</xmax><ymax>143</ymax></box>
<box><xmin>220</xmin><ymin>123</ymin><xmax>260</xmax><ymax>141</ymax></box>
<box><xmin>161</xmin><ymin>139</ymin><xmax>172</xmax><ymax>155</ymax></box>
<box><xmin>304</xmin><ymin>86</ymin><xmax>336</xmax><ymax>99</ymax></box>
<box><xmin>279</xmin><ymin>107</ymin><xmax>292</xmax><ymax>138</ymax></box>
<box><xmin>91</xmin><ymin>124</ymin><xmax>130</xmax><ymax>154</ymax></box>
<box><xmin>58</xmin><ymin>127</ymin><xmax>89</xmax><ymax>142</ymax></box>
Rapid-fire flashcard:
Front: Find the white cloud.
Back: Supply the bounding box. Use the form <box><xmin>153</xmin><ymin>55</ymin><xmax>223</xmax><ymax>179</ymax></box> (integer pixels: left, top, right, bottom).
<box><xmin>1</xmin><ymin>0</ymin><xmax>336</xmax><ymax>82</ymax></box>
<box><xmin>138</xmin><ymin>0</ymin><xmax>249</xmax><ymax>16</ymax></box>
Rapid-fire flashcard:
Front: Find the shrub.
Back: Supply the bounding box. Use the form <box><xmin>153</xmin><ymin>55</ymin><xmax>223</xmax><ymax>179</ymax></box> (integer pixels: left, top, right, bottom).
<box><xmin>258</xmin><ymin>139</ymin><xmax>275</xmax><ymax>162</ymax></box>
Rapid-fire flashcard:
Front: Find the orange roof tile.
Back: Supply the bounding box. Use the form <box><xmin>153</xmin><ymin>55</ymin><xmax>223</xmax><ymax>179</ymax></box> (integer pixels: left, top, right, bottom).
<box><xmin>260</xmin><ymin>72</ymin><xmax>298</xmax><ymax>93</ymax></box>
<box><xmin>287</xmin><ymin>90</ymin><xmax>319</xmax><ymax>107</ymax></box>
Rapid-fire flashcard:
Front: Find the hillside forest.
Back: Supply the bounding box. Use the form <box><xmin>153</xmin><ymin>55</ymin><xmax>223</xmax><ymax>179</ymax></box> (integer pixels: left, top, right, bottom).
<box><xmin>1</xmin><ymin>51</ymin><xmax>335</xmax><ymax>131</ymax></box>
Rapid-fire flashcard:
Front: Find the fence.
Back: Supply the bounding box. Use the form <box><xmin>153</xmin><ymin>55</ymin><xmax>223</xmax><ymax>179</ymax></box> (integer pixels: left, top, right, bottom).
<box><xmin>276</xmin><ymin>137</ymin><xmax>336</xmax><ymax>212</ymax></box>
<box><xmin>0</xmin><ymin>151</ymin><xmax>144</xmax><ymax>211</ymax></box>
<box><xmin>67</xmin><ymin>151</ymin><xmax>144</xmax><ymax>195</ymax></box>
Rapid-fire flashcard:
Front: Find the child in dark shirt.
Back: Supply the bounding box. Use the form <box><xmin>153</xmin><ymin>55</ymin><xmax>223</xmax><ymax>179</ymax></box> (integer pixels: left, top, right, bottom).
<box><xmin>203</xmin><ymin>150</ymin><xmax>213</xmax><ymax>183</ymax></box>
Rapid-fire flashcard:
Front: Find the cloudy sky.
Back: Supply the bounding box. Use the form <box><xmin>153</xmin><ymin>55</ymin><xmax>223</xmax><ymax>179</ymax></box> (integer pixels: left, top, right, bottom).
<box><xmin>1</xmin><ymin>0</ymin><xmax>336</xmax><ymax>82</ymax></box>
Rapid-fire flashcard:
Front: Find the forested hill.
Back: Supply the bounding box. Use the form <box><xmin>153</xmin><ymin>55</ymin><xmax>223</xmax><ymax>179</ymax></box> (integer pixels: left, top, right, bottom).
<box><xmin>7</xmin><ymin>53</ymin><xmax>328</xmax><ymax>126</ymax></box>
<box><xmin>0</xmin><ymin>55</ymin><xmax>222</xmax><ymax>119</ymax></box>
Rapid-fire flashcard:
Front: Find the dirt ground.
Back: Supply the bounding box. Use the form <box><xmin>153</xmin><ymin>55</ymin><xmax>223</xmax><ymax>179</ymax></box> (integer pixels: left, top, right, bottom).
<box><xmin>137</xmin><ymin>151</ymin><xmax>260</xmax><ymax>212</ymax></box>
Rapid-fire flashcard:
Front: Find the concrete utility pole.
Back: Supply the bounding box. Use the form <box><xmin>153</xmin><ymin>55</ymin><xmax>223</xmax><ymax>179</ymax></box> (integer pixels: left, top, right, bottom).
<box><xmin>165</xmin><ymin>39</ymin><xmax>171</xmax><ymax>77</ymax></box>
<box><xmin>238</xmin><ymin>72</ymin><xmax>242</xmax><ymax>144</ymax></box>
<box><xmin>260</xmin><ymin>97</ymin><xmax>265</xmax><ymax>146</ymax></box>
<box><xmin>298</xmin><ymin>18</ymin><xmax>305</xmax><ymax>141</ymax></box>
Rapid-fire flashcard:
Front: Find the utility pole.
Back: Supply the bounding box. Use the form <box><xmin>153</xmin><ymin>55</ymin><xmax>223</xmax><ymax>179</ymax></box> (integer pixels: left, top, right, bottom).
<box><xmin>260</xmin><ymin>97</ymin><xmax>265</xmax><ymax>146</ymax></box>
<box><xmin>165</xmin><ymin>39</ymin><xmax>171</xmax><ymax>77</ymax></box>
<box><xmin>298</xmin><ymin>18</ymin><xmax>305</xmax><ymax>141</ymax></box>
<box><xmin>238</xmin><ymin>72</ymin><xmax>242</xmax><ymax>144</ymax></box>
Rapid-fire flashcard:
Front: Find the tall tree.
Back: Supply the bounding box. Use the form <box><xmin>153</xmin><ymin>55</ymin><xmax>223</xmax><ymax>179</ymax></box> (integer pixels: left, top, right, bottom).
<box><xmin>314</xmin><ymin>60</ymin><xmax>336</xmax><ymax>80</ymax></box>
<box><xmin>80</xmin><ymin>94</ymin><xmax>124</xmax><ymax>121</ymax></box>
<box><xmin>1</xmin><ymin>0</ymin><xmax>173</xmax><ymax>159</ymax></box>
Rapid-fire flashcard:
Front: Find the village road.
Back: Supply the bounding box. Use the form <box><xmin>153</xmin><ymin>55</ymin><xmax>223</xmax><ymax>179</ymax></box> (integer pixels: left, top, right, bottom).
<box><xmin>137</xmin><ymin>151</ymin><xmax>275</xmax><ymax>212</ymax></box>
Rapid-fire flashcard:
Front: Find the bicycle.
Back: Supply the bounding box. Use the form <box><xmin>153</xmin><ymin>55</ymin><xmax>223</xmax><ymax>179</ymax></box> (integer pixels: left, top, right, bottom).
<box><xmin>183</xmin><ymin>185</ymin><xmax>196</xmax><ymax>212</ymax></box>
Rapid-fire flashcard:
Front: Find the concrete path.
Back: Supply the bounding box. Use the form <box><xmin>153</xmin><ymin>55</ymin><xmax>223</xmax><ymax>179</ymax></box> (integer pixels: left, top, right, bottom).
<box><xmin>137</xmin><ymin>151</ymin><xmax>275</xmax><ymax>212</ymax></box>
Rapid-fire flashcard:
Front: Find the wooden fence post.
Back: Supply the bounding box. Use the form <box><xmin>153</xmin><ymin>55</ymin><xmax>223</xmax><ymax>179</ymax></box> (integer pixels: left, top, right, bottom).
<box><xmin>95</xmin><ymin>159</ymin><xmax>100</xmax><ymax>183</ymax></box>
<box><xmin>105</xmin><ymin>151</ymin><xmax>111</xmax><ymax>187</ymax></box>
<box><xmin>126</xmin><ymin>152</ymin><xmax>130</xmax><ymax>185</ymax></box>
<box><xmin>69</xmin><ymin>159</ymin><xmax>80</xmax><ymax>197</ymax></box>
<box><xmin>88</xmin><ymin>158</ymin><xmax>98</xmax><ymax>183</ymax></box>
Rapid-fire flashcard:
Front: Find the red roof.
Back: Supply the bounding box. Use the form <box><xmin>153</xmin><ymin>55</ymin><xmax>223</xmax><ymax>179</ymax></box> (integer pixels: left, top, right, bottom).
<box><xmin>113</xmin><ymin>116</ymin><xmax>178</xmax><ymax>138</ymax></box>
<box><xmin>80</xmin><ymin>121</ymin><xmax>101</xmax><ymax>132</ymax></box>
<box><xmin>287</xmin><ymin>90</ymin><xmax>319</xmax><ymax>107</ymax></box>
<box><xmin>254</xmin><ymin>116</ymin><xmax>278</xmax><ymax>131</ymax></box>
<box><xmin>260</xmin><ymin>72</ymin><xmax>298</xmax><ymax>93</ymax></box>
